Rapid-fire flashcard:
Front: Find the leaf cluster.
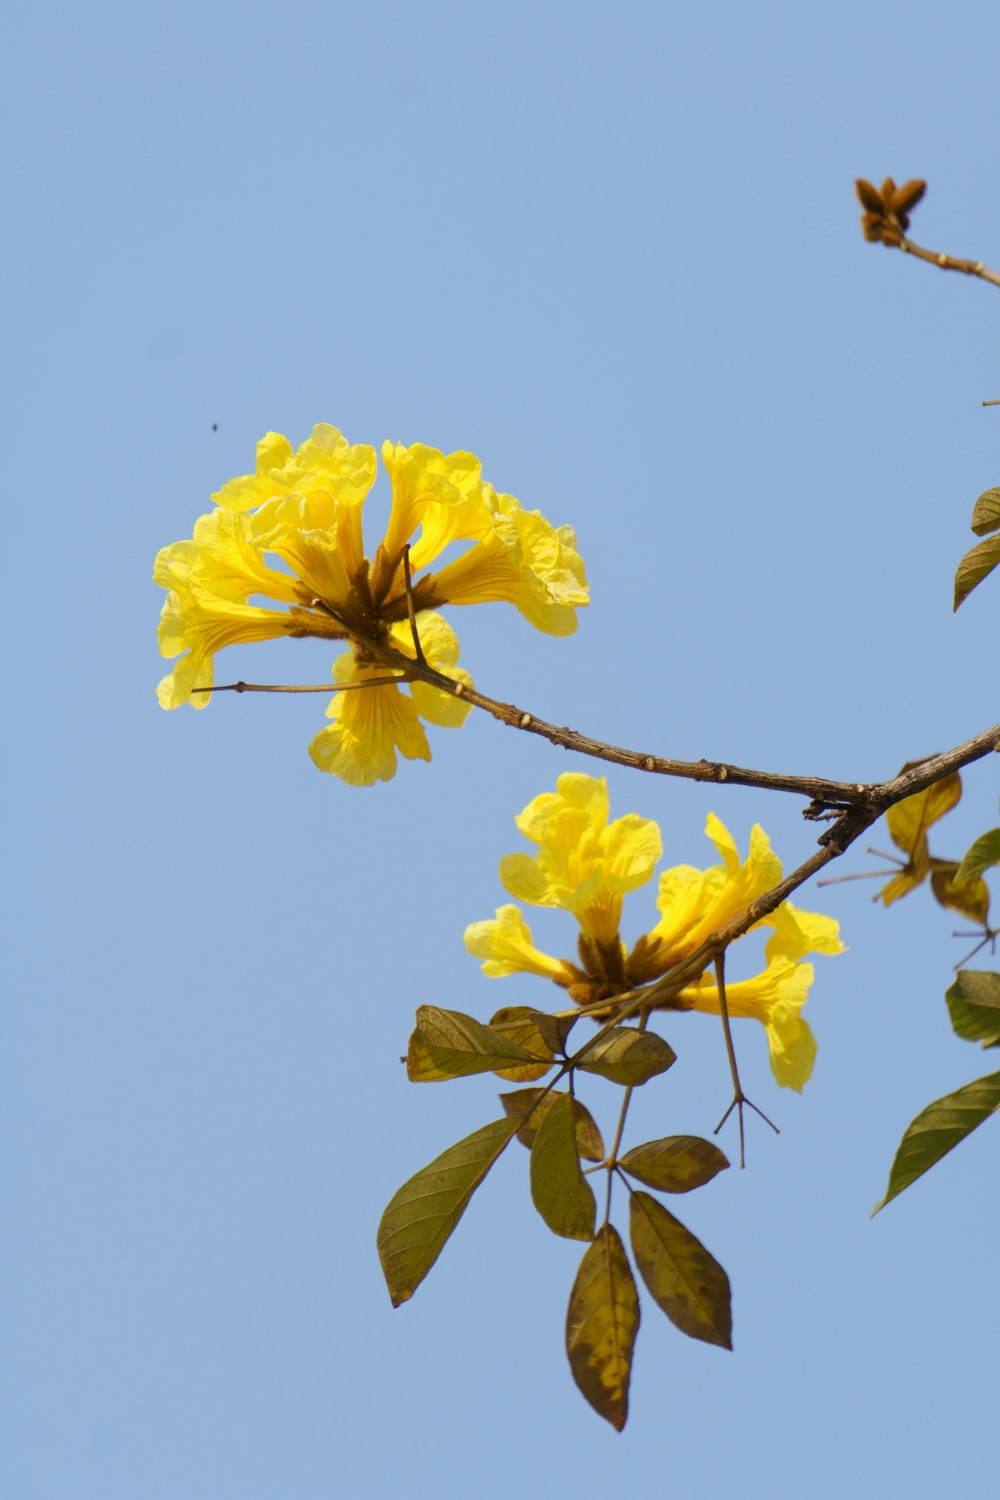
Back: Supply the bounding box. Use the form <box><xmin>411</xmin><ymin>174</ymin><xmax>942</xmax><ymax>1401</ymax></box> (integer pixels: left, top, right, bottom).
<box><xmin>954</xmin><ymin>486</ymin><xmax>1000</xmax><ymax>610</ymax></box>
<box><xmin>379</xmin><ymin>1002</ymin><xmax>732</xmax><ymax>1429</ymax></box>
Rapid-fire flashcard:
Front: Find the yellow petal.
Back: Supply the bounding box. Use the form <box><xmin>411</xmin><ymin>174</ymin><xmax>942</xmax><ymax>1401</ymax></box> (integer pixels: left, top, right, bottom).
<box><xmin>498</xmin><ymin>774</ymin><xmax>660</xmax><ymax>942</ymax></box>
<box><xmin>387</xmin><ymin>615</ymin><xmax>474</xmax><ymax>729</ymax></box>
<box><xmin>310</xmin><ymin>671</ymin><xmax>430</xmax><ymax>786</ymax></box>
<box><xmin>156</xmin><ymin>585</ymin><xmax>295</xmax><ymax>708</ymax></box>
<box><xmin>212</xmin><ymin>425</ymin><xmax>376</xmax><ymax>518</ymax></box>
<box><xmin>422</xmin><ymin>487</ymin><xmax>588</xmax><ymax>636</ymax></box>
<box><xmin>464</xmin><ymin>904</ymin><xmax>575</xmax><ymax>982</ymax></box>
<box><xmin>154</xmin><ymin>508</ymin><xmax>301</xmax><ymax>606</ymax></box>
<box><xmin>250</xmin><ymin>491</ymin><xmax>355</xmax><ymax>607</ymax></box>
<box><xmin>381</xmin><ymin>442</ymin><xmax>484</xmax><ymax>559</ymax></box>
<box><xmin>764</xmin><ymin>902</ymin><xmax>845</xmax><ymax>962</ymax></box>
<box><xmin>681</xmin><ymin>958</ymin><xmax>817</xmax><ymax>1091</ymax></box>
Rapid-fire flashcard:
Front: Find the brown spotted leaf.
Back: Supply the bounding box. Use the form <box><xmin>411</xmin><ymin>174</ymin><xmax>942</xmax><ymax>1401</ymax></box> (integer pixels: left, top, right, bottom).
<box><xmin>619</xmin><ymin>1136</ymin><xmax>730</xmax><ymax>1193</ymax></box>
<box><xmin>629</xmin><ymin>1191</ymin><xmax>732</xmax><ymax>1350</ymax></box>
<box><xmin>565</xmin><ymin>1225</ymin><xmax>640</xmax><ymax>1431</ymax></box>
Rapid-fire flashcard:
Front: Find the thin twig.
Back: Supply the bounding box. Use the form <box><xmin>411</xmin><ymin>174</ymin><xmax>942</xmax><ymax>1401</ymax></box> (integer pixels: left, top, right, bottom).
<box><xmin>191</xmin><ymin>675</ymin><xmax>408</xmax><ymax>696</ymax></box>
<box><xmin>899</xmin><ymin>237</ymin><xmax>1000</xmax><ymax>289</ymax></box>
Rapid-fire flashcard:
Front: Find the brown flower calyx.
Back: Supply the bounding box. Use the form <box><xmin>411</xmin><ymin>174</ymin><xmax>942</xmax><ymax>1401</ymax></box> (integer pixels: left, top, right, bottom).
<box><xmin>855</xmin><ymin>176</ymin><xmax>926</xmax><ymax>246</ymax></box>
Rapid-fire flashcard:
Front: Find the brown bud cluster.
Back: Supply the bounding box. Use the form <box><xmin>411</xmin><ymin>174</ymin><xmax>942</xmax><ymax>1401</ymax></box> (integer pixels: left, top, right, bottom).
<box><xmin>855</xmin><ymin>176</ymin><xmax>927</xmax><ymax>246</ymax></box>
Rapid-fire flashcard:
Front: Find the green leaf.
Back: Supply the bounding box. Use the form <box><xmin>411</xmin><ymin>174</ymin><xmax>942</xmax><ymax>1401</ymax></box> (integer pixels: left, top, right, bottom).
<box><xmin>406</xmin><ymin>1005</ymin><xmax>543</xmax><ymax>1082</ymax></box>
<box><xmin>957</xmin><ymin>828</ymin><xmax>1000</xmax><ymax>883</ymax></box>
<box><xmin>488</xmin><ymin>1006</ymin><xmax>555</xmax><ymax>1083</ymax></box>
<box><xmin>873</xmin><ymin>1070</ymin><xmax>1000</xmax><ymax>1211</ymax></box>
<box><xmin>577</xmin><ymin>1026</ymin><xmax>677</xmax><ymax>1086</ymax></box>
<box><xmin>629</xmin><ymin>1191</ymin><xmax>732</xmax><ymax>1349</ymax></box>
<box><xmin>954</xmin><ymin>532</ymin><xmax>1000</xmax><ymax>609</ymax></box>
<box><xmin>565</xmin><ymin>1225</ymin><xmax>640</xmax><ymax>1432</ymax></box>
<box><xmin>498</xmin><ymin>1087</ymin><xmax>605</xmax><ymax>1160</ymax></box>
<box><xmin>619</xmin><ymin>1136</ymin><xmax>730</xmax><ymax>1193</ymax></box>
<box><xmin>377</xmin><ymin>1117</ymin><xmax>520</xmax><ymax>1306</ymax></box>
<box><xmin>946</xmin><ymin>971</ymin><xmax>1000</xmax><ymax>1047</ymax></box>
<box><xmin>971</xmin><ymin>486</ymin><xmax>1000</xmax><ymax>536</ymax></box>
<box><xmin>529</xmin><ymin>1094</ymin><xmax>596</xmax><ymax>1241</ymax></box>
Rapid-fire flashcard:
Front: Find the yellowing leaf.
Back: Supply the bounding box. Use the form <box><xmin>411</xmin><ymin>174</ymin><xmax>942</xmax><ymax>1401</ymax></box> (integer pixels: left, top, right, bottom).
<box><xmin>873</xmin><ymin>1070</ymin><xmax>1000</xmax><ymax>1211</ymax></box>
<box><xmin>406</xmin><ymin>1005</ymin><xmax>543</xmax><ymax>1082</ymax></box>
<box><xmin>929</xmin><ymin>860</ymin><xmax>991</xmax><ymax>924</ymax></box>
<box><xmin>946</xmin><ymin>971</ymin><xmax>1000</xmax><ymax>1047</ymax></box>
<box><xmin>957</xmin><ymin>828</ymin><xmax>1000</xmax><ymax>884</ymax></box>
<box><xmin>886</xmin><ymin>770</ymin><xmax>961</xmax><ymax>858</ymax></box>
<box><xmin>488</xmin><ymin>1006</ymin><xmax>556</xmax><ymax>1082</ymax></box>
<box><xmin>529</xmin><ymin>1094</ymin><xmax>596</xmax><ymax>1241</ymax></box>
<box><xmin>628</xmin><ymin>1191</ymin><xmax>732</xmax><ymax>1349</ymax></box>
<box><xmin>577</xmin><ymin>1026</ymin><xmax>676</xmax><ymax>1086</ymax></box>
<box><xmin>565</xmin><ymin>1225</ymin><xmax>640</xmax><ymax>1432</ymax></box>
<box><xmin>498</xmin><ymin>1087</ymin><xmax>605</xmax><ymax>1160</ymax></box>
<box><xmin>618</xmin><ymin>1136</ymin><xmax>729</xmax><ymax>1193</ymax></box>
<box><xmin>954</xmin><ymin>533</ymin><xmax>1000</xmax><ymax>610</ymax></box>
<box><xmin>377</xmin><ymin>1117</ymin><xmax>520</xmax><ymax>1306</ymax></box>
<box><xmin>970</xmin><ymin>486</ymin><xmax>1000</xmax><ymax>536</ymax></box>
<box><xmin>879</xmin><ymin>770</ymin><xmax>962</xmax><ymax>905</ymax></box>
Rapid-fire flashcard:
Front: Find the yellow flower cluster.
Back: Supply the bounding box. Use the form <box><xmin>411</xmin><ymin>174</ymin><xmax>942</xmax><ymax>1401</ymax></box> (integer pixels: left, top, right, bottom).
<box><xmin>154</xmin><ymin>426</ymin><xmax>588</xmax><ymax>785</ymax></box>
<box><xmin>465</xmin><ymin>774</ymin><xmax>844</xmax><ymax>1090</ymax></box>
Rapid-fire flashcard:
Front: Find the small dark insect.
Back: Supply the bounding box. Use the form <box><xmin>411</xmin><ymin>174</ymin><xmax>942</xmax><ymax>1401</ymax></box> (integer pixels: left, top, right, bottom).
<box><xmin>211</xmin><ymin>422</ymin><xmax>218</xmax><ymax>432</ymax></box>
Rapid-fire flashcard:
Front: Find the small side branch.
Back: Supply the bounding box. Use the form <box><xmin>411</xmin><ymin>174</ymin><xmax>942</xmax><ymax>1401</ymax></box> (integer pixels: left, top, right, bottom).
<box><xmin>899</xmin><ymin>237</ymin><xmax>1000</xmax><ymax>289</ymax></box>
<box><xmin>711</xmin><ymin>949</ymin><xmax>779</xmax><ymax>1169</ymax></box>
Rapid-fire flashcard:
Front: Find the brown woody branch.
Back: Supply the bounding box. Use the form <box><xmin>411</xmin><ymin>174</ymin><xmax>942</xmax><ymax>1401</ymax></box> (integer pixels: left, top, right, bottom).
<box><xmin>560</xmin><ymin>727</ymin><xmax>1000</xmax><ymax>1069</ymax></box>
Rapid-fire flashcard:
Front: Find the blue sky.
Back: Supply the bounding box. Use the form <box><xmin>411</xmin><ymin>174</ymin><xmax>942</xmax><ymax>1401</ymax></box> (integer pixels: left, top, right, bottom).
<box><xmin>6</xmin><ymin>1</ymin><xmax>999</xmax><ymax>1495</ymax></box>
